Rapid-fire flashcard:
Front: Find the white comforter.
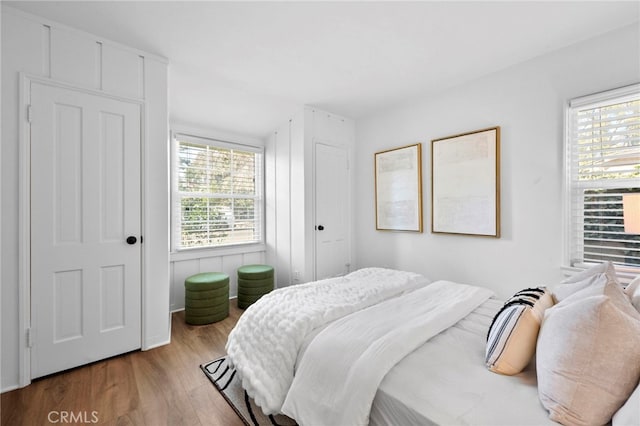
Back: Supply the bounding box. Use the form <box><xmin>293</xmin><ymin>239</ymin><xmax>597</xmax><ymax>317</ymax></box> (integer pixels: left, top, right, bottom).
<box><xmin>281</xmin><ymin>280</ymin><xmax>494</xmax><ymax>426</ymax></box>
<box><xmin>225</xmin><ymin>267</ymin><xmax>430</xmax><ymax>414</ymax></box>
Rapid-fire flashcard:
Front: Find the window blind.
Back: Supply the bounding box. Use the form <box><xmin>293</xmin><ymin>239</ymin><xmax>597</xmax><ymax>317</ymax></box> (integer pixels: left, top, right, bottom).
<box><xmin>173</xmin><ymin>133</ymin><xmax>263</xmax><ymax>250</ymax></box>
<box><xmin>567</xmin><ymin>85</ymin><xmax>640</xmax><ymax>268</ymax></box>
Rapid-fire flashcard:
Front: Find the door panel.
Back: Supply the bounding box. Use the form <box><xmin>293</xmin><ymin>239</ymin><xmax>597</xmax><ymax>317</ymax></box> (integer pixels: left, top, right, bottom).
<box><xmin>53</xmin><ymin>270</ymin><xmax>83</xmax><ymax>342</ymax></box>
<box><xmin>315</xmin><ymin>143</ymin><xmax>350</xmax><ymax>280</ymax></box>
<box><xmin>30</xmin><ymin>82</ymin><xmax>142</xmax><ymax>378</ymax></box>
<box><xmin>100</xmin><ymin>111</ymin><xmax>126</xmax><ymax>242</ymax></box>
<box><xmin>54</xmin><ymin>103</ymin><xmax>83</xmax><ymax>244</ymax></box>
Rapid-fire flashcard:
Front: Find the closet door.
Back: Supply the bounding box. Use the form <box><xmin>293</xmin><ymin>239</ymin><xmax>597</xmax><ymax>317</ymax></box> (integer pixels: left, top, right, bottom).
<box><xmin>315</xmin><ymin>143</ymin><xmax>350</xmax><ymax>279</ymax></box>
<box><xmin>30</xmin><ymin>82</ymin><xmax>142</xmax><ymax>378</ymax></box>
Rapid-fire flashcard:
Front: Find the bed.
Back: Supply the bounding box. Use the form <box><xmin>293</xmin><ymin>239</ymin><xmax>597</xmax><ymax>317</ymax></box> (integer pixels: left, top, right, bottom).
<box><xmin>225</xmin><ymin>267</ymin><xmax>640</xmax><ymax>426</ymax></box>
<box><xmin>368</xmin><ymin>298</ymin><xmax>550</xmax><ymax>426</ymax></box>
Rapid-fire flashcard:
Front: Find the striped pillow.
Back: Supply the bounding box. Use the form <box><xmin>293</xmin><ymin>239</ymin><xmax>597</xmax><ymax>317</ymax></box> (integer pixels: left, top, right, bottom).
<box><xmin>486</xmin><ymin>287</ymin><xmax>554</xmax><ymax>375</ymax></box>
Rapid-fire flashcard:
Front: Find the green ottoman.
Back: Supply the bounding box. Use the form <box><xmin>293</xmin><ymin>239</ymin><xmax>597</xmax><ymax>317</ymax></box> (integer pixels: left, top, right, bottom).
<box><xmin>237</xmin><ymin>265</ymin><xmax>274</xmax><ymax>309</ymax></box>
<box><xmin>184</xmin><ymin>272</ymin><xmax>229</xmax><ymax>325</ymax></box>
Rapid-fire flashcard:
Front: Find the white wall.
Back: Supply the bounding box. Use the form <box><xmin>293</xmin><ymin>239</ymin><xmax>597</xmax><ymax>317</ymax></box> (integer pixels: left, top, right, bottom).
<box><xmin>266</xmin><ymin>107</ymin><xmax>356</xmax><ymax>286</ymax></box>
<box><xmin>354</xmin><ymin>24</ymin><xmax>640</xmax><ymax>299</ymax></box>
<box><xmin>1</xmin><ymin>7</ymin><xmax>170</xmax><ymax>390</ymax></box>
<box><xmin>169</xmin><ymin>124</ymin><xmax>267</xmax><ymax>311</ymax></box>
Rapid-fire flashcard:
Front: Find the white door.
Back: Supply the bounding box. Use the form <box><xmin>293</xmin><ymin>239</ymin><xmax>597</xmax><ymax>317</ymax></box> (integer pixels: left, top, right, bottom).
<box><xmin>315</xmin><ymin>143</ymin><xmax>350</xmax><ymax>279</ymax></box>
<box><xmin>30</xmin><ymin>82</ymin><xmax>142</xmax><ymax>378</ymax></box>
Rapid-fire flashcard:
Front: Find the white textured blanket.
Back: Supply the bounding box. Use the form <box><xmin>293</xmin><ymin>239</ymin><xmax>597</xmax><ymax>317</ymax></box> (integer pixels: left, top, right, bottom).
<box><xmin>281</xmin><ymin>280</ymin><xmax>494</xmax><ymax>426</ymax></box>
<box><xmin>225</xmin><ymin>267</ymin><xmax>430</xmax><ymax>414</ymax></box>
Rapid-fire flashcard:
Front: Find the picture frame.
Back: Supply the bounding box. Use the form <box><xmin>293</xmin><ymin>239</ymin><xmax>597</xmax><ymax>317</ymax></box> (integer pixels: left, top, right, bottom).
<box><xmin>375</xmin><ymin>143</ymin><xmax>423</xmax><ymax>232</ymax></box>
<box><xmin>431</xmin><ymin>127</ymin><xmax>500</xmax><ymax>237</ymax></box>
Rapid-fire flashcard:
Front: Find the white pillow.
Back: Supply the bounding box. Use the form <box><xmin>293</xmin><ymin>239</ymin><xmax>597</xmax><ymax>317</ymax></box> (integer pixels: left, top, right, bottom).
<box><xmin>613</xmin><ymin>382</ymin><xmax>640</xmax><ymax>426</ymax></box>
<box><xmin>553</xmin><ymin>261</ymin><xmax>617</xmax><ymax>302</ymax></box>
<box><xmin>625</xmin><ymin>275</ymin><xmax>640</xmax><ymax>312</ymax></box>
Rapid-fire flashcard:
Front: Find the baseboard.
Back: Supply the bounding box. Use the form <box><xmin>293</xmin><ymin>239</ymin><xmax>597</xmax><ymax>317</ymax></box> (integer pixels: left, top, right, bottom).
<box><xmin>171</xmin><ymin>296</ymin><xmax>238</xmax><ymax>314</ymax></box>
<box><xmin>1</xmin><ymin>384</ymin><xmax>20</xmax><ymax>394</ymax></box>
<box><xmin>142</xmin><ymin>317</ymin><xmax>172</xmax><ymax>351</ymax></box>
<box><xmin>142</xmin><ymin>336</ymin><xmax>171</xmax><ymax>351</ymax></box>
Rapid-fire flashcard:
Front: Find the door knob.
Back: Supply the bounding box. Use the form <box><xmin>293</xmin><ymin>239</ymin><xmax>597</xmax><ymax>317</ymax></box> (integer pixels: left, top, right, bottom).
<box><xmin>126</xmin><ymin>236</ymin><xmax>137</xmax><ymax>245</ymax></box>
<box><xmin>317</xmin><ymin>225</ymin><xmax>325</xmax><ymax>231</ymax></box>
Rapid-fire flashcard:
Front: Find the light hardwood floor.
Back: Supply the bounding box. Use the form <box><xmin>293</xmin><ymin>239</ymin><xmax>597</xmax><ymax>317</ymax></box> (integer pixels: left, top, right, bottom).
<box><xmin>2</xmin><ymin>301</ymin><xmax>246</xmax><ymax>426</ymax></box>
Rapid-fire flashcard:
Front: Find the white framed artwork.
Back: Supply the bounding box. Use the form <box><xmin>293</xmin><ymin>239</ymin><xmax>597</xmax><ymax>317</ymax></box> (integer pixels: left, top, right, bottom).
<box><xmin>431</xmin><ymin>127</ymin><xmax>500</xmax><ymax>237</ymax></box>
<box><xmin>375</xmin><ymin>143</ymin><xmax>423</xmax><ymax>232</ymax></box>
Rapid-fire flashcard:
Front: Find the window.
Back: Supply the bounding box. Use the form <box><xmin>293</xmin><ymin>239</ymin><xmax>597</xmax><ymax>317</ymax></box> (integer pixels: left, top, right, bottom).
<box><xmin>172</xmin><ymin>133</ymin><xmax>263</xmax><ymax>250</ymax></box>
<box><xmin>566</xmin><ymin>85</ymin><xmax>640</xmax><ymax>270</ymax></box>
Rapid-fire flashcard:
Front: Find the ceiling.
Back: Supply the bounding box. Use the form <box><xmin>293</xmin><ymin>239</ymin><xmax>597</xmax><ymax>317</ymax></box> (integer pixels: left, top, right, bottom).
<box><xmin>5</xmin><ymin>1</ymin><xmax>639</xmax><ymax>138</ymax></box>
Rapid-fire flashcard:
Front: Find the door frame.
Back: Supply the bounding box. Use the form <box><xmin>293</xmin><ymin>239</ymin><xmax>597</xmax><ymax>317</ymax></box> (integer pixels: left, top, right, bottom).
<box><xmin>17</xmin><ymin>74</ymin><xmax>147</xmax><ymax>386</ymax></box>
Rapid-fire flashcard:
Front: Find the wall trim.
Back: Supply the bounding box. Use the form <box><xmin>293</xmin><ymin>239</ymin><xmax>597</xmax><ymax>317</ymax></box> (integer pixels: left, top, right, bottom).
<box><xmin>169</xmin><ymin>295</ymin><xmax>238</xmax><ymax>315</ymax></box>
<box><xmin>2</xmin><ymin>6</ymin><xmax>168</xmax><ymax>64</ymax></box>
<box><xmin>17</xmin><ymin>74</ymin><xmax>31</xmax><ymax>388</ymax></box>
<box><xmin>1</xmin><ymin>385</ymin><xmax>19</xmax><ymax>394</ymax></box>
<box><xmin>141</xmin><ymin>336</ymin><xmax>172</xmax><ymax>352</ymax></box>
<box><xmin>170</xmin><ymin>244</ymin><xmax>266</xmax><ymax>262</ymax></box>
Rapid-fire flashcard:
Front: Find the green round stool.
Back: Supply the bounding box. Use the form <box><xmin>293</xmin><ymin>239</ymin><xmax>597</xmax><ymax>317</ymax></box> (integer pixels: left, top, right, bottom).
<box><xmin>237</xmin><ymin>265</ymin><xmax>274</xmax><ymax>309</ymax></box>
<box><xmin>184</xmin><ymin>272</ymin><xmax>229</xmax><ymax>325</ymax></box>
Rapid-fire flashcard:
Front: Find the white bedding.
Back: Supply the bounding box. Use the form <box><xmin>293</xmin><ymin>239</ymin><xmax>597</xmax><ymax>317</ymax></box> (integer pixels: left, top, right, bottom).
<box><xmin>281</xmin><ymin>281</ymin><xmax>493</xmax><ymax>426</ymax></box>
<box><xmin>374</xmin><ymin>297</ymin><xmax>555</xmax><ymax>425</ymax></box>
<box><xmin>225</xmin><ymin>267</ymin><xmax>430</xmax><ymax>414</ymax></box>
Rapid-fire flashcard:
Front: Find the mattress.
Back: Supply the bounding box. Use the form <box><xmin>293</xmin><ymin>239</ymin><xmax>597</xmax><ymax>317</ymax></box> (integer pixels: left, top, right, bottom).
<box><xmin>369</xmin><ymin>297</ymin><xmax>554</xmax><ymax>425</ymax></box>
